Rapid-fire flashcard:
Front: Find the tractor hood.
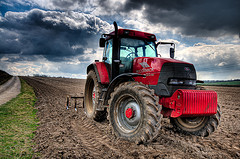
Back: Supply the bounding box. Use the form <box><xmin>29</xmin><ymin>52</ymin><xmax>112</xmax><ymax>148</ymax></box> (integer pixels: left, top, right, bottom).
<box><xmin>133</xmin><ymin>57</ymin><xmax>196</xmax><ymax>91</ymax></box>
<box><xmin>133</xmin><ymin>57</ymin><xmax>193</xmax><ymax>74</ymax></box>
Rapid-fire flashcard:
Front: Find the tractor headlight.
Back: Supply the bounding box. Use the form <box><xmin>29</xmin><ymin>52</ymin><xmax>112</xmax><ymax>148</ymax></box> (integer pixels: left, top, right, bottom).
<box><xmin>168</xmin><ymin>79</ymin><xmax>196</xmax><ymax>86</ymax></box>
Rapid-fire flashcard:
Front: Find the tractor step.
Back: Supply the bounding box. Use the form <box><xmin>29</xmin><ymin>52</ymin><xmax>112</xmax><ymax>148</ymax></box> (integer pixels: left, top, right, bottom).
<box><xmin>65</xmin><ymin>94</ymin><xmax>84</xmax><ymax>111</ymax></box>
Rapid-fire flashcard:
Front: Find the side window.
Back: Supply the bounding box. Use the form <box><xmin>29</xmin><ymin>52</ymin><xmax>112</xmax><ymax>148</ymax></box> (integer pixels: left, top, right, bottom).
<box><xmin>104</xmin><ymin>39</ymin><xmax>113</xmax><ymax>64</ymax></box>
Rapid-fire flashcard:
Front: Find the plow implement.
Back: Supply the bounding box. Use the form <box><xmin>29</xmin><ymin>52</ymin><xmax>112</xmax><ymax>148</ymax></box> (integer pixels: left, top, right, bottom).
<box><xmin>65</xmin><ymin>94</ymin><xmax>84</xmax><ymax>111</ymax></box>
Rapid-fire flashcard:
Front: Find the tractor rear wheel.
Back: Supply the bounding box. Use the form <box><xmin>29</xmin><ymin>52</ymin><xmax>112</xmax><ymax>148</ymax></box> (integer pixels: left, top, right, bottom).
<box><xmin>170</xmin><ymin>105</ymin><xmax>221</xmax><ymax>137</ymax></box>
<box><xmin>108</xmin><ymin>82</ymin><xmax>162</xmax><ymax>144</ymax></box>
<box><xmin>84</xmin><ymin>70</ymin><xmax>106</xmax><ymax>121</ymax></box>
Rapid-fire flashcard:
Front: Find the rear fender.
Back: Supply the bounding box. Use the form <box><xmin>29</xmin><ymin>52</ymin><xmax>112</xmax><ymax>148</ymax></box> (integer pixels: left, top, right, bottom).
<box><xmin>87</xmin><ymin>62</ymin><xmax>110</xmax><ymax>85</ymax></box>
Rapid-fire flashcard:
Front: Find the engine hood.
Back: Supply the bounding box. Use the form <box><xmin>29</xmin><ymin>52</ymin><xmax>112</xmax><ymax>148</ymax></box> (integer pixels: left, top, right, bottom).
<box><xmin>133</xmin><ymin>57</ymin><xmax>196</xmax><ymax>87</ymax></box>
<box><xmin>133</xmin><ymin>57</ymin><xmax>193</xmax><ymax>73</ymax></box>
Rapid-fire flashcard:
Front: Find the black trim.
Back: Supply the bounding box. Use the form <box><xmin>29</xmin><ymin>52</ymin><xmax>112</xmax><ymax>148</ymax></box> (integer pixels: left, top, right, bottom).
<box><xmin>196</xmin><ymin>80</ymin><xmax>204</xmax><ymax>83</ymax></box>
<box><xmin>112</xmin><ymin>22</ymin><xmax>120</xmax><ymax>80</ymax></box>
<box><xmin>151</xmin><ymin>63</ymin><xmax>196</xmax><ymax>97</ymax></box>
<box><xmin>93</xmin><ymin>64</ymin><xmax>101</xmax><ymax>83</ymax></box>
<box><xmin>104</xmin><ymin>62</ymin><xmax>111</xmax><ymax>81</ymax></box>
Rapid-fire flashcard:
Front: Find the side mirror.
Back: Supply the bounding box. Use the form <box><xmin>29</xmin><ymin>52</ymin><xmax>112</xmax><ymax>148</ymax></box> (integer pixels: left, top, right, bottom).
<box><xmin>99</xmin><ymin>38</ymin><xmax>105</xmax><ymax>47</ymax></box>
<box><xmin>170</xmin><ymin>48</ymin><xmax>175</xmax><ymax>59</ymax></box>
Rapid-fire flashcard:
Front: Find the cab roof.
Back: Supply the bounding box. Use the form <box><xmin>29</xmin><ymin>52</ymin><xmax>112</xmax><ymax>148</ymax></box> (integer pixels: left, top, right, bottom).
<box><xmin>107</xmin><ymin>29</ymin><xmax>157</xmax><ymax>41</ymax></box>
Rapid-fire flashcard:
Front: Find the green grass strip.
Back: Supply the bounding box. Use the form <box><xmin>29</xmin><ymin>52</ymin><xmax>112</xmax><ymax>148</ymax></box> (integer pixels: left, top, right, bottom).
<box><xmin>0</xmin><ymin>79</ymin><xmax>39</xmax><ymax>159</ymax></box>
<box><xmin>199</xmin><ymin>81</ymin><xmax>240</xmax><ymax>86</ymax></box>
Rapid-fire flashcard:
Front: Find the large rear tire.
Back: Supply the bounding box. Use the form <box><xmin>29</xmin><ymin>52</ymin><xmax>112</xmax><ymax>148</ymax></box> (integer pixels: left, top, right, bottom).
<box><xmin>170</xmin><ymin>105</ymin><xmax>221</xmax><ymax>137</ymax></box>
<box><xmin>84</xmin><ymin>70</ymin><xmax>106</xmax><ymax>121</ymax></box>
<box><xmin>108</xmin><ymin>82</ymin><xmax>162</xmax><ymax>144</ymax></box>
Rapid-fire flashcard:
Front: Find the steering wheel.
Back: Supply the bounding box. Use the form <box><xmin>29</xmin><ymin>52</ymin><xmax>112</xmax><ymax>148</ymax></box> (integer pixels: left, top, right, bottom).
<box><xmin>126</xmin><ymin>52</ymin><xmax>136</xmax><ymax>59</ymax></box>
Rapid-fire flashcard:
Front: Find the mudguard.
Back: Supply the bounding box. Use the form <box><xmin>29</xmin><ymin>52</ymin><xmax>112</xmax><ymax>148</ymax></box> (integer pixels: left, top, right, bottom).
<box><xmin>87</xmin><ymin>62</ymin><xmax>110</xmax><ymax>84</ymax></box>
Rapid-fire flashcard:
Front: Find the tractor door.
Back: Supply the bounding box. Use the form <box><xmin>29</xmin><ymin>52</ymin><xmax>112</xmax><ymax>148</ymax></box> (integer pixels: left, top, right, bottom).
<box><xmin>119</xmin><ymin>38</ymin><xmax>138</xmax><ymax>74</ymax></box>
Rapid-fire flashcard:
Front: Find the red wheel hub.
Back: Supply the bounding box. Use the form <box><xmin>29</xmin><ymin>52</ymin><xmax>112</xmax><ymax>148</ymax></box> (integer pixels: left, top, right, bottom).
<box><xmin>125</xmin><ymin>108</ymin><xmax>134</xmax><ymax>119</ymax></box>
<box><xmin>93</xmin><ymin>92</ymin><xmax>95</xmax><ymax>99</ymax></box>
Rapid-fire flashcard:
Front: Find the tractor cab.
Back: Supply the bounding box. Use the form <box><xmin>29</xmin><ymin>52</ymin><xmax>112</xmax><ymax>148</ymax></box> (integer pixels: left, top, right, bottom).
<box><xmin>99</xmin><ymin>24</ymin><xmax>176</xmax><ymax>81</ymax></box>
<box><xmin>101</xmin><ymin>29</ymin><xmax>158</xmax><ymax>76</ymax></box>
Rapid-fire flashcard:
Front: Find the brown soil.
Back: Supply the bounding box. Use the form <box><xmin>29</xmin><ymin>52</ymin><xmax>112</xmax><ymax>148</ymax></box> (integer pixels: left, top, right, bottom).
<box><xmin>0</xmin><ymin>70</ymin><xmax>12</xmax><ymax>85</ymax></box>
<box><xmin>21</xmin><ymin>77</ymin><xmax>240</xmax><ymax>159</ymax></box>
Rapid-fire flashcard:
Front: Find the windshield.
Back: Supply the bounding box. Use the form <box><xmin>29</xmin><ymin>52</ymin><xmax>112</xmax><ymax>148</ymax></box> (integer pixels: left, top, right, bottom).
<box><xmin>120</xmin><ymin>38</ymin><xmax>157</xmax><ymax>59</ymax></box>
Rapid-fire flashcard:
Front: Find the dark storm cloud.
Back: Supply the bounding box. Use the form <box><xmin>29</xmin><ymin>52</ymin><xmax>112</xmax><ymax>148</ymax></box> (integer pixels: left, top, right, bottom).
<box><xmin>113</xmin><ymin>0</ymin><xmax>240</xmax><ymax>37</ymax></box>
<box><xmin>0</xmin><ymin>9</ymin><xmax>110</xmax><ymax>62</ymax></box>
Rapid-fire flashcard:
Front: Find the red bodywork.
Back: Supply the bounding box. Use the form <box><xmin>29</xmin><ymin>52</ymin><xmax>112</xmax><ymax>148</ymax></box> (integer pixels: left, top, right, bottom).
<box><xmin>160</xmin><ymin>89</ymin><xmax>218</xmax><ymax>118</ymax></box>
<box><xmin>131</xmin><ymin>57</ymin><xmax>218</xmax><ymax>118</ymax></box>
<box><xmin>95</xmin><ymin>62</ymin><xmax>110</xmax><ymax>84</ymax></box>
<box><xmin>133</xmin><ymin>57</ymin><xmax>192</xmax><ymax>85</ymax></box>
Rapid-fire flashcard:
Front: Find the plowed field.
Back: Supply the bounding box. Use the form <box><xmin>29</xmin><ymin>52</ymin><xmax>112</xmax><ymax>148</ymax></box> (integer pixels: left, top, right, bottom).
<box><xmin>21</xmin><ymin>77</ymin><xmax>240</xmax><ymax>158</ymax></box>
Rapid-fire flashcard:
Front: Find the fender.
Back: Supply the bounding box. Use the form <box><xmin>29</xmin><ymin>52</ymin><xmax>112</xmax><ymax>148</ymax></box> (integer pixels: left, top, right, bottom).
<box><xmin>103</xmin><ymin>73</ymin><xmax>145</xmax><ymax>105</ymax></box>
<box><xmin>87</xmin><ymin>62</ymin><xmax>110</xmax><ymax>84</ymax></box>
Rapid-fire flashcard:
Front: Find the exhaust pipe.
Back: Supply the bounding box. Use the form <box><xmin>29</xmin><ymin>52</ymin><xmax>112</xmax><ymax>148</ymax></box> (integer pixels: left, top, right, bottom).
<box><xmin>113</xmin><ymin>21</ymin><xmax>118</xmax><ymax>37</ymax></box>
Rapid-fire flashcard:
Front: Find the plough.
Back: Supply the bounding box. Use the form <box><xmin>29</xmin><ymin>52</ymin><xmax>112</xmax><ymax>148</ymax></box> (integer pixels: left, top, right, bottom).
<box><xmin>65</xmin><ymin>94</ymin><xmax>84</xmax><ymax>111</ymax></box>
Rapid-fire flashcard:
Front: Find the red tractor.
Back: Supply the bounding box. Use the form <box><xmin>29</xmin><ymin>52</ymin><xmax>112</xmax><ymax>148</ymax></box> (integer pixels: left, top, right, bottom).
<box><xmin>84</xmin><ymin>22</ymin><xmax>221</xmax><ymax>144</ymax></box>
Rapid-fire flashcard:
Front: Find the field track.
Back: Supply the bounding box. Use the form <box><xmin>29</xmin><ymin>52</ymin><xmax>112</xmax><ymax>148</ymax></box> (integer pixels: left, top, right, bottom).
<box><xmin>21</xmin><ymin>76</ymin><xmax>240</xmax><ymax>158</ymax></box>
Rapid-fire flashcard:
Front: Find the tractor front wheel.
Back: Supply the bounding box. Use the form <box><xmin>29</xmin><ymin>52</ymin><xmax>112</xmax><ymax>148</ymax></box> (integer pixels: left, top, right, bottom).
<box><xmin>170</xmin><ymin>105</ymin><xmax>221</xmax><ymax>137</ymax></box>
<box><xmin>84</xmin><ymin>70</ymin><xmax>106</xmax><ymax>121</ymax></box>
<box><xmin>108</xmin><ymin>82</ymin><xmax>162</xmax><ymax>144</ymax></box>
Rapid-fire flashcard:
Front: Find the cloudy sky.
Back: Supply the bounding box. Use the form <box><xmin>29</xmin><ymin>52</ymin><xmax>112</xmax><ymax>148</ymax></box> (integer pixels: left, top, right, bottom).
<box><xmin>0</xmin><ymin>0</ymin><xmax>239</xmax><ymax>80</ymax></box>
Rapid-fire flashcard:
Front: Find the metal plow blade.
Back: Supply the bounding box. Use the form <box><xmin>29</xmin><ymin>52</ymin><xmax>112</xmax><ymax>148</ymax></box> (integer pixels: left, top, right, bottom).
<box><xmin>65</xmin><ymin>94</ymin><xmax>84</xmax><ymax>111</ymax></box>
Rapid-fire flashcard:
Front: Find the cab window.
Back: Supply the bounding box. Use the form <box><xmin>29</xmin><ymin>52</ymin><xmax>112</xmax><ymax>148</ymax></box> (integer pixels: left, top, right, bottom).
<box><xmin>103</xmin><ymin>39</ymin><xmax>113</xmax><ymax>64</ymax></box>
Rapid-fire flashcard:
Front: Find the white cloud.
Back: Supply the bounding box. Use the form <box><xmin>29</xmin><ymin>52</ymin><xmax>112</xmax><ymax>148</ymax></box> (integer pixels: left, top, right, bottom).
<box><xmin>217</xmin><ymin>62</ymin><xmax>227</xmax><ymax>67</ymax></box>
<box><xmin>122</xmin><ymin>8</ymin><xmax>175</xmax><ymax>36</ymax></box>
<box><xmin>177</xmin><ymin>44</ymin><xmax>240</xmax><ymax>80</ymax></box>
<box><xmin>0</xmin><ymin>55</ymin><xmax>89</xmax><ymax>78</ymax></box>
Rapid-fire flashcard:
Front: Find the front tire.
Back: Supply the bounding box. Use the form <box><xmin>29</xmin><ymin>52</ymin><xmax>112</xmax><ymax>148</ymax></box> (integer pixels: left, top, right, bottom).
<box><xmin>170</xmin><ymin>105</ymin><xmax>221</xmax><ymax>137</ymax></box>
<box><xmin>108</xmin><ymin>82</ymin><xmax>162</xmax><ymax>144</ymax></box>
<box><xmin>84</xmin><ymin>70</ymin><xmax>106</xmax><ymax>121</ymax></box>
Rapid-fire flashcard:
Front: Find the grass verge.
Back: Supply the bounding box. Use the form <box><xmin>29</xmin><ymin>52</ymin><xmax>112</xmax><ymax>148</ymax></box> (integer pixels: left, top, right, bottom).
<box><xmin>199</xmin><ymin>81</ymin><xmax>240</xmax><ymax>87</ymax></box>
<box><xmin>0</xmin><ymin>79</ymin><xmax>38</xmax><ymax>158</ymax></box>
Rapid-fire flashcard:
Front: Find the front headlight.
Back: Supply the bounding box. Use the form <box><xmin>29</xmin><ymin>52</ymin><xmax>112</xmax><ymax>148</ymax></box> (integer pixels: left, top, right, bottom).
<box><xmin>168</xmin><ymin>79</ymin><xmax>196</xmax><ymax>86</ymax></box>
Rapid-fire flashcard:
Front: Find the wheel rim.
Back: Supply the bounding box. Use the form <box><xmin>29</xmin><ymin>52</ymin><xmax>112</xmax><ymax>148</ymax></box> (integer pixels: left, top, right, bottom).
<box><xmin>176</xmin><ymin>116</ymin><xmax>207</xmax><ymax>129</ymax></box>
<box><xmin>114</xmin><ymin>95</ymin><xmax>141</xmax><ymax>133</ymax></box>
